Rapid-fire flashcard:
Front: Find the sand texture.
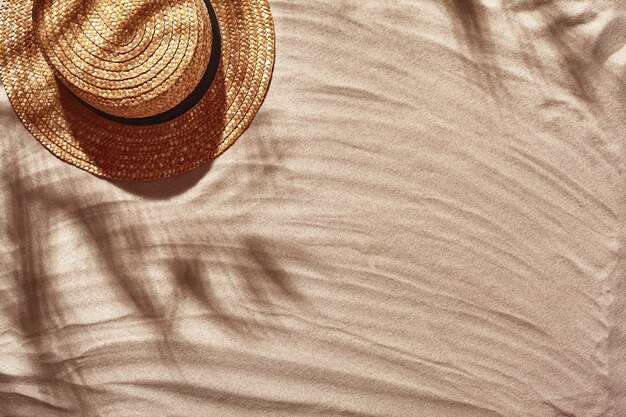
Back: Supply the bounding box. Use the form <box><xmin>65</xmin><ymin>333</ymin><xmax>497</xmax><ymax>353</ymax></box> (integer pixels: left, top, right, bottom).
<box><xmin>1</xmin><ymin>0</ymin><xmax>625</xmax><ymax>416</ymax></box>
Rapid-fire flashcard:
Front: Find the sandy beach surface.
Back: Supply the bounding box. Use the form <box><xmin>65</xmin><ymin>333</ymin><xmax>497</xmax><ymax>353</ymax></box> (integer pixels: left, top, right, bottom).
<box><xmin>1</xmin><ymin>0</ymin><xmax>625</xmax><ymax>416</ymax></box>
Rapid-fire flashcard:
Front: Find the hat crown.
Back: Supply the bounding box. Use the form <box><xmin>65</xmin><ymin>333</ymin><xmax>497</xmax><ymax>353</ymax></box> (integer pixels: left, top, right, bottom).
<box><xmin>33</xmin><ymin>0</ymin><xmax>213</xmax><ymax>118</ymax></box>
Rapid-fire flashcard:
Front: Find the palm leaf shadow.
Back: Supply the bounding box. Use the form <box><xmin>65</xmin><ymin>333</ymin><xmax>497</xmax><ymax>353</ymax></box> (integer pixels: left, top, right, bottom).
<box><xmin>6</xmin><ymin>171</ymin><xmax>308</xmax><ymax>412</ymax></box>
<box><xmin>441</xmin><ymin>0</ymin><xmax>610</xmax><ymax>106</ymax></box>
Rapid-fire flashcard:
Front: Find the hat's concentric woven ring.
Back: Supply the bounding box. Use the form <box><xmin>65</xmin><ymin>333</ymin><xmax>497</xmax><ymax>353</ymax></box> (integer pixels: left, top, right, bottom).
<box><xmin>34</xmin><ymin>0</ymin><xmax>213</xmax><ymax>117</ymax></box>
<box><xmin>0</xmin><ymin>0</ymin><xmax>275</xmax><ymax>180</ymax></box>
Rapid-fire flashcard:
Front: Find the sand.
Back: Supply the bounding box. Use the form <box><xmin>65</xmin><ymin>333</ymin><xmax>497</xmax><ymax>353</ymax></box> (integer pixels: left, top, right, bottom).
<box><xmin>0</xmin><ymin>0</ymin><xmax>625</xmax><ymax>416</ymax></box>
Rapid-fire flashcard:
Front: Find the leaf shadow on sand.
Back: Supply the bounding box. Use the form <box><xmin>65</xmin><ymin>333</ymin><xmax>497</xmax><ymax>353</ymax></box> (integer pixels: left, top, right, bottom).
<box><xmin>441</xmin><ymin>0</ymin><xmax>623</xmax><ymax>108</ymax></box>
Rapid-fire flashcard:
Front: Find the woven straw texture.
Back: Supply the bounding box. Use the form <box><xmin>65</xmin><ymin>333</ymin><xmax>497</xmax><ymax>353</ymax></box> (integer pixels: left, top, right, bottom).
<box><xmin>0</xmin><ymin>0</ymin><xmax>275</xmax><ymax>180</ymax></box>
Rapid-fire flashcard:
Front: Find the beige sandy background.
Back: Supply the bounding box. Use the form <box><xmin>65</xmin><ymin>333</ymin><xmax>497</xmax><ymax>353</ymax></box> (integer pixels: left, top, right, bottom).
<box><xmin>1</xmin><ymin>0</ymin><xmax>626</xmax><ymax>416</ymax></box>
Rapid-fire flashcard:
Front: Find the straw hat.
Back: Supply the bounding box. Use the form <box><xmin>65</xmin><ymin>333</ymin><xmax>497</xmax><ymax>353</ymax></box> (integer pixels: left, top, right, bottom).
<box><xmin>0</xmin><ymin>0</ymin><xmax>275</xmax><ymax>180</ymax></box>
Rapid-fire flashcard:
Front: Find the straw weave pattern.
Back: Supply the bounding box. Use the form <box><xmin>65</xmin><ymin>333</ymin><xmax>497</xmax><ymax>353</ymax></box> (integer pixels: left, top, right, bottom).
<box><xmin>0</xmin><ymin>0</ymin><xmax>275</xmax><ymax>180</ymax></box>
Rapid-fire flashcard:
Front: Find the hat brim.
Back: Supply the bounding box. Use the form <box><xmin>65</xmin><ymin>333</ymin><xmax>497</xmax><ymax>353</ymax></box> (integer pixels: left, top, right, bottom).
<box><xmin>0</xmin><ymin>0</ymin><xmax>275</xmax><ymax>180</ymax></box>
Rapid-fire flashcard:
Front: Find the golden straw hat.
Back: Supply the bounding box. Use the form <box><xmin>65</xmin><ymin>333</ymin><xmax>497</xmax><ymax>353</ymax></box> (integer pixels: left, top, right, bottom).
<box><xmin>0</xmin><ymin>0</ymin><xmax>275</xmax><ymax>180</ymax></box>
